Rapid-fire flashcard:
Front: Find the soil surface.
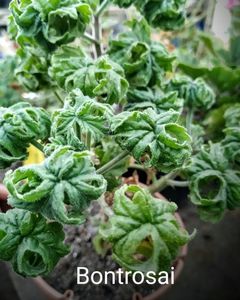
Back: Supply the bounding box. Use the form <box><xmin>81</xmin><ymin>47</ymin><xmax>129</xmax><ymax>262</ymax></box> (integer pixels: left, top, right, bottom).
<box><xmin>45</xmin><ymin>203</ymin><xmax>167</xmax><ymax>300</ymax></box>
<box><xmin>45</xmin><ymin>196</ymin><xmax>240</xmax><ymax>300</ymax></box>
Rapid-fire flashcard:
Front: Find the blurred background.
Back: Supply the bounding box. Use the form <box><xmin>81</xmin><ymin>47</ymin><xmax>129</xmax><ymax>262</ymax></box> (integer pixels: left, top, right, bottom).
<box><xmin>0</xmin><ymin>0</ymin><xmax>240</xmax><ymax>300</ymax></box>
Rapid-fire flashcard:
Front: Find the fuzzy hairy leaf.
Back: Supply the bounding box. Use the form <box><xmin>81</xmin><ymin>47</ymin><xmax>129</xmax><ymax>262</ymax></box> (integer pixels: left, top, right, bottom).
<box><xmin>15</xmin><ymin>46</ymin><xmax>51</xmax><ymax>91</ymax></box>
<box><xmin>222</xmin><ymin>127</ymin><xmax>240</xmax><ymax>168</ymax></box>
<box><xmin>186</xmin><ymin>143</ymin><xmax>240</xmax><ymax>222</ymax></box>
<box><xmin>0</xmin><ymin>56</ymin><xmax>22</xmax><ymax>107</ymax></box>
<box><xmin>224</xmin><ymin>103</ymin><xmax>240</xmax><ymax>127</ymax></box>
<box><xmin>49</xmin><ymin>46</ymin><xmax>129</xmax><ymax>104</ymax></box>
<box><xmin>108</xmin><ymin>19</ymin><xmax>175</xmax><ymax>88</ymax></box>
<box><xmin>112</xmin><ymin>0</ymin><xmax>187</xmax><ymax>30</ymax></box>
<box><xmin>126</xmin><ymin>88</ymin><xmax>183</xmax><ymax>113</ymax></box>
<box><xmin>112</xmin><ymin>108</ymin><xmax>191</xmax><ymax>172</ymax></box>
<box><xmin>5</xmin><ymin>147</ymin><xmax>107</xmax><ymax>224</ymax></box>
<box><xmin>0</xmin><ymin>102</ymin><xmax>50</xmax><ymax>169</ymax></box>
<box><xmin>167</xmin><ymin>75</ymin><xmax>216</xmax><ymax>109</ymax></box>
<box><xmin>9</xmin><ymin>0</ymin><xmax>92</xmax><ymax>47</ymax></box>
<box><xmin>100</xmin><ymin>185</ymin><xmax>193</xmax><ymax>273</ymax></box>
<box><xmin>0</xmin><ymin>208</ymin><xmax>69</xmax><ymax>277</ymax></box>
<box><xmin>51</xmin><ymin>89</ymin><xmax>113</xmax><ymax>148</ymax></box>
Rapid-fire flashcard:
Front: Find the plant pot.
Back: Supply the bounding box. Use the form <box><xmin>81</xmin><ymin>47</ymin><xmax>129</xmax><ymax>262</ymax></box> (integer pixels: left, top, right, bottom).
<box><xmin>0</xmin><ymin>183</ymin><xmax>10</xmax><ymax>212</ymax></box>
<box><xmin>0</xmin><ymin>185</ymin><xmax>188</xmax><ymax>300</ymax></box>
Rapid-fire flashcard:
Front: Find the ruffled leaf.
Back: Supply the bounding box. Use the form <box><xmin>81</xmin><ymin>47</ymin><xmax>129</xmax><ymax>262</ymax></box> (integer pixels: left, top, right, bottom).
<box><xmin>15</xmin><ymin>46</ymin><xmax>51</xmax><ymax>91</ymax></box>
<box><xmin>224</xmin><ymin>104</ymin><xmax>240</xmax><ymax>127</ymax></box>
<box><xmin>0</xmin><ymin>102</ymin><xmax>50</xmax><ymax>169</ymax></box>
<box><xmin>222</xmin><ymin>127</ymin><xmax>240</xmax><ymax>167</ymax></box>
<box><xmin>0</xmin><ymin>208</ymin><xmax>69</xmax><ymax>277</ymax></box>
<box><xmin>108</xmin><ymin>18</ymin><xmax>175</xmax><ymax>88</ymax></box>
<box><xmin>126</xmin><ymin>88</ymin><xmax>183</xmax><ymax>113</ymax></box>
<box><xmin>112</xmin><ymin>108</ymin><xmax>191</xmax><ymax>172</ymax></box>
<box><xmin>9</xmin><ymin>0</ymin><xmax>93</xmax><ymax>47</ymax></box>
<box><xmin>49</xmin><ymin>46</ymin><xmax>129</xmax><ymax>104</ymax></box>
<box><xmin>186</xmin><ymin>143</ymin><xmax>240</xmax><ymax>222</ymax></box>
<box><xmin>100</xmin><ymin>185</ymin><xmax>193</xmax><ymax>273</ymax></box>
<box><xmin>167</xmin><ymin>75</ymin><xmax>216</xmax><ymax>110</ymax></box>
<box><xmin>51</xmin><ymin>89</ymin><xmax>113</xmax><ymax>148</ymax></box>
<box><xmin>5</xmin><ymin>147</ymin><xmax>107</xmax><ymax>224</ymax></box>
<box><xmin>112</xmin><ymin>0</ymin><xmax>187</xmax><ymax>30</ymax></box>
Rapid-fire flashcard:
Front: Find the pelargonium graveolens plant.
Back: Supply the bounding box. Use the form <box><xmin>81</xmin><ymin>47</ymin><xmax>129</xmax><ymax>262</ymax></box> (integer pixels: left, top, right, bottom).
<box><xmin>0</xmin><ymin>0</ymin><xmax>238</xmax><ymax>279</ymax></box>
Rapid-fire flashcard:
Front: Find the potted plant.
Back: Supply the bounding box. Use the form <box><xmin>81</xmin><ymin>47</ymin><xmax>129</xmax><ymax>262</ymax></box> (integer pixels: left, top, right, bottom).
<box><xmin>0</xmin><ymin>1</ymin><xmax>239</xmax><ymax>299</ymax></box>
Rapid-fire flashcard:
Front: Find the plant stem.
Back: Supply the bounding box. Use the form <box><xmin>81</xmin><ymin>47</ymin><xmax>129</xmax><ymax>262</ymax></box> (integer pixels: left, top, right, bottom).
<box><xmin>191</xmin><ymin>0</ymin><xmax>206</xmax><ymax>18</ymax></box>
<box><xmin>94</xmin><ymin>15</ymin><xmax>103</xmax><ymax>58</ymax></box>
<box><xmin>148</xmin><ymin>171</ymin><xmax>179</xmax><ymax>194</ymax></box>
<box><xmin>168</xmin><ymin>180</ymin><xmax>189</xmax><ymax>188</ymax></box>
<box><xmin>83</xmin><ymin>33</ymin><xmax>100</xmax><ymax>46</ymax></box>
<box><xmin>54</xmin><ymin>90</ymin><xmax>64</xmax><ymax>105</ymax></box>
<box><xmin>186</xmin><ymin>107</ymin><xmax>194</xmax><ymax>136</ymax></box>
<box><xmin>86</xmin><ymin>132</ymin><xmax>91</xmax><ymax>150</ymax></box>
<box><xmin>31</xmin><ymin>140</ymin><xmax>44</xmax><ymax>153</ymax></box>
<box><xmin>129</xmin><ymin>164</ymin><xmax>147</xmax><ymax>171</ymax></box>
<box><xmin>204</xmin><ymin>0</ymin><xmax>217</xmax><ymax>32</ymax></box>
<box><xmin>97</xmin><ymin>150</ymin><xmax>129</xmax><ymax>175</ymax></box>
<box><xmin>96</xmin><ymin>0</ymin><xmax>109</xmax><ymax>17</ymax></box>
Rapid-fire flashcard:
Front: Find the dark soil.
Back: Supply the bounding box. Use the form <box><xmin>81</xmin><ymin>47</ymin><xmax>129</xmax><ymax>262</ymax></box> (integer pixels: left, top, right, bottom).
<box><xmin>45</xmin><ymin>207</ymin><xmax>165</xmax><ymax>300</ymax></box>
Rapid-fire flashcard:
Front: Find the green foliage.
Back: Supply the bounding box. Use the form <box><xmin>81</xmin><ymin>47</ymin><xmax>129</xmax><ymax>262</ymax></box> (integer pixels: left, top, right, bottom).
<box><xmin>51</xmin><ymin>89</ymin><xmax>113</xmax><ymax>148</ymax></box>
<box><xmin>224</xmin><ymin>104</ymin><xmax>240</xmax><ymax>127</ymax></box>
<box><xmin>112</xmin><ymin>108</ymin><xmax>191</xmax><ymax>172</ymax></box>
<box><xmin>167</xmin><ymin>75</ymin><xmax>215</xmax><ymax>110</ymax></box>
<box><xmin>95</xmin><ymin>138</ymin><xmax>130</xmax><ymax>190</ymax></box>
<box><xmin>9</xmin><ymin>0</ymin><xmax>93</xmax><ymax>47</ymax></box>
<box><xmin>108</xmin><ymin>19</ymin><xmax>175</xmax><ymax>88</ymax></box>
<box><xmin>5</xmin><ymin>147</ymin><xmax>107</xmax><ymax>224</ymax></box>
<box><xmin>229</xmin><ymin>5</ymin><xmax>240</xmax><ymax>67</ymax></box>
<box><xmin>126</xmin><ymin>88</ymin><xmax>183</xmax><ymax>113</ymax></box>
<box><xmin>49</xmin><ymin>46</ymin><xmax>129</xmax><ymax>104</ymax></box>
<box><xmin>15</xmin><ymin>46</ymin><xmax>51</xmax><ymax>91</ymax></box>
<box><xmin>178</xmin><ymin>63</ymin><xmax>240</xmax><ymax>95</ymax></box>
<box><xmin>222</xmin><ymin>127</ymin><xmax>240</xmax><ymax>167</ymax></box>
<box><xmin>1</xmin><ymin>0</ymin><xmax>202</xmax><ymax>278</ymax></box>
<box><xmin>0</xmin><ymin>208</ymin><xmax>69</xmax><ymax>277</ymax></box>
<box><xmin>112</xmin><ymin>0</ymin><xmax>187</xmax><ymax>30</ymax></box>
<box><xmin>187</xmin><ymin>143</ymin><xmax>240</xmax><ymax>222</ymax></box>
<box><xmin>0</xmin><ymin>56</ymin><xmax>22</xmax><ymax>107</ymax></box>
<box><xmin>100</xmin><ymin>185</ymin><xmax>193</xmax><ymax>273</ymax></box>
<box><xmin>0</xmin><ymin>102</ymin><xmax>50</xmax><ymax>169</ymax></box>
